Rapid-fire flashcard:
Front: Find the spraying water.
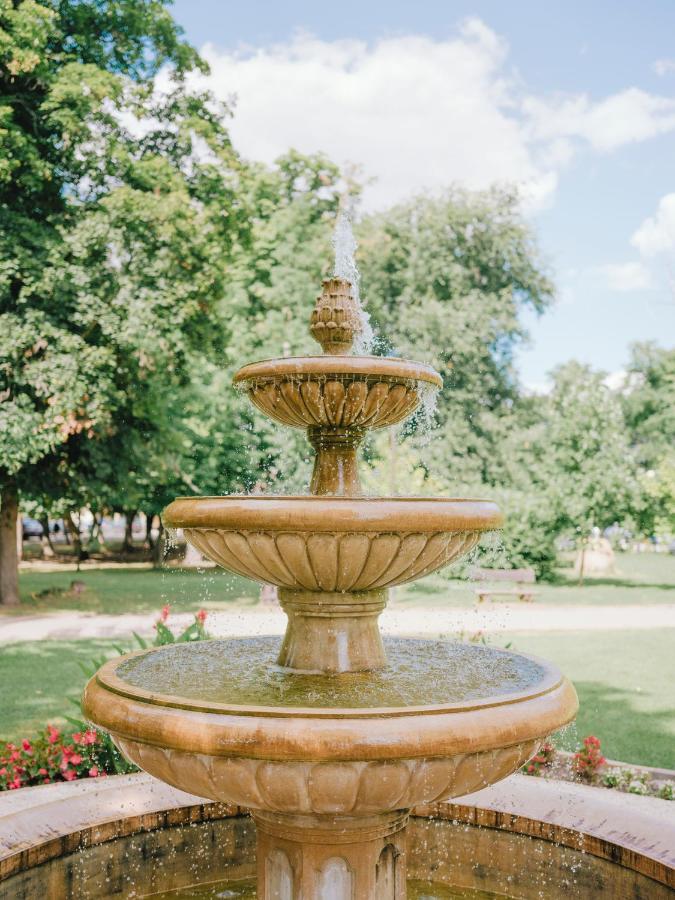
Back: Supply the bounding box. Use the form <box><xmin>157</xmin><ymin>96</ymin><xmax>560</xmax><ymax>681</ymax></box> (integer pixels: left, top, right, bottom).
<box><xmin>332</xmin><ymin>208</ymin><xmax>374</xmax><ymax>354</ymax></box>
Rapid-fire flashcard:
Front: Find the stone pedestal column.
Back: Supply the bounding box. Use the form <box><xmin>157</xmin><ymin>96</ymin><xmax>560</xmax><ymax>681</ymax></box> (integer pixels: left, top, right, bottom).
<box><xmin>308</xmin><ymin>426</ymin><xmax>365</xmax><ymax>497</ymax></box>
<box><xmin>277</xmin><ymin>589</ymin><xmax>387</xmax><ymax>673</ymax></box>
<box><xmin>253</xmin><ymin>810</ymin><xmax>408</xmax><ymax>899</ymax></box>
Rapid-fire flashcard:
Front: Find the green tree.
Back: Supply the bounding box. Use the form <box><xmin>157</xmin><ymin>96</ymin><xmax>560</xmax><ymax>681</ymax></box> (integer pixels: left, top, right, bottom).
<box><xmin>533</xmin><ymin>362</ymin><xmax>642</xmax><ymax>581</ymax></box>
<box><xmin>623</xmin><ymin>343</ymin><xmax>675</xmax><ymax>536</ymax></box>
<box><xmin>357</xmin><ymin>188</ymin><xmax>554</xmax><ymax>488</ymax></box>
<box><xmin>0</xmin><ymin>0</ymin><xmax>241</xmax><ymax>601</ymax></box>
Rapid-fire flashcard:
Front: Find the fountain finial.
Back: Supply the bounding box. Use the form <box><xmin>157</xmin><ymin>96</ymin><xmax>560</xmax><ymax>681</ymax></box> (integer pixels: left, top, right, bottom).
<box><xmin>309</xmin><ymin>277</ymin><xmax>361</xmax><ymax>355</ymax></box>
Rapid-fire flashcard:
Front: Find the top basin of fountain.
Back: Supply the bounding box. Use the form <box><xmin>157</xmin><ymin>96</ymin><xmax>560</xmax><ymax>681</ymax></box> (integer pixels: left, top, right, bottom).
<box><xmin>234</xmin><ymin>355</ymin><xmax>441</xmax><ymax>430</ymax></box>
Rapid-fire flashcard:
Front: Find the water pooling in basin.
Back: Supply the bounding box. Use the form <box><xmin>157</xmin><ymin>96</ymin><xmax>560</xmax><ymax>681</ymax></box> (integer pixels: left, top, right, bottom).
<box><xmin>115</xmin><ymin>637</ymin><xmax>547</xmax><ymax>709</ymax></box>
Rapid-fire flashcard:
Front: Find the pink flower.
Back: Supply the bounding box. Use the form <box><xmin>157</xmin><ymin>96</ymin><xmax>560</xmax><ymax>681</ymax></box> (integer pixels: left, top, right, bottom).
<box><xmin>69</xmin><ymin>753</ymin><xmax>83</xmax><ymax>765</ymax></box>
<box><xmin>196</xmin><ymin>609</ymin><xmax>207</xmax><ymax>624</ymax></box>
<box><xmin>21</xmin><ymin>739</ymin><xmax>32</xmax><ymax>752</ymax></box>
<box><xmin>63</xmin><ymin>769</ymin><xmax>76</xmax><ymax>781</ymax></box>
<box><xmin>47</xmin><ymin>726</ymin><xmax>60</xmax><ymax>744</ymax></box>
<box><xmin>88</xmin><ymin>766</ymin><xmax>99</xmax><ymax>777</ymax></box>
<box><xmin>82</xmin><ymin>731</ymin><xmax>97</xmax><ymax>745</ymax></box>
<box><xmin>160</xmin><ymin>604</ymin><xmax>170</xmax><ymax>622</ymax></box>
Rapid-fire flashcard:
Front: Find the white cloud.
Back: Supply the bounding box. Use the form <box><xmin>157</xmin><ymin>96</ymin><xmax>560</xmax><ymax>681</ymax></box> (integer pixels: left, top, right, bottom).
<box><xmin>631</xmin><ymin>193</ymin><xmax>675</xmax><ymax>256</ymax></box>
<box><xmin>523</xmin><ymin>88</ymin><xmax>675</xmax><ymax>153</ymax></box>
<box><xmin>195</xmin><ymin>23</ymin><xmax>551</xmax><ymax>211</ymax></box>
<box><xmin>653</xmin><ymin>59</ymin><xmax>675</xmax><ymax>77</ymax></box>
<box><xmin>189</xmin><ymin>23</ymin><xmax>675</xmax><ymax>211</ymax></box>
<box><xmin>600</xmin><ymin>261</ymin><xmax>654</xmax><ymax>291</ymax></box>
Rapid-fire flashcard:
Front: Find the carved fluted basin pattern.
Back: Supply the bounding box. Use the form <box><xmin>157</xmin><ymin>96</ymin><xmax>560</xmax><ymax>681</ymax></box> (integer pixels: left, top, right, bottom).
<box><xmin>112</xmin><ymin>739</ymin><xmax>540</xmax><ymax>816</ymax></box>
<box><xmin>184</xmin><ymin>528</ymin><xmax>480</xmax><ymax>590</ymax></box>
<box><xmin>246</xmin><ymin>377</ymin><xmax>421</xmax><ymax>430</ymax></box>
<box><xmin>233</xmin><ymin>357</ymin><xmax>442</xmax><ymax>430</ymax></box>
<box><xmin>164</xmin><ymin>496</ymin><xmax>502</xmax><ymax>592</ymax></box>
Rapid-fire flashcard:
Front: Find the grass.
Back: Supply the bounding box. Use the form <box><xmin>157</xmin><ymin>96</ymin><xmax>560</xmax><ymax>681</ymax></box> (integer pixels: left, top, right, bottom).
<box><xmin>7</xmin><ymin>552</ymin><xmax>675</xmax><ymax>616</ymax></box>
<box><xmin>11</xmin><ymin>566</ymin><xmax>259</xmax><ymax>615</ymax></box>
<box><xmin>502</xmin><ymin>629</ymin><xmax>675</xmax><ymax>769</ymax></box>
<box><xmin>0</xmin><ymin>639</ymin><xmax>120</xmax><ymax>741</ymax></box>
<box><xmin>1</xmin><ymin>629</ymin><xmax>673</xmax><ymax>769</ymax></box>
<box><xmin>396</xmin><ymin>550</ymin><xmax>675</xmax><ymax>607</ymax></box>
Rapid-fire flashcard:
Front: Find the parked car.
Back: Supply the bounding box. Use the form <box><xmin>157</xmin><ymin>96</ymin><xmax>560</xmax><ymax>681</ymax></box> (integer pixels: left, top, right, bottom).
<box><xmin>21</xmin><ymin>517</ymin><xmax>43</xmax><ymax>540</ymax></box>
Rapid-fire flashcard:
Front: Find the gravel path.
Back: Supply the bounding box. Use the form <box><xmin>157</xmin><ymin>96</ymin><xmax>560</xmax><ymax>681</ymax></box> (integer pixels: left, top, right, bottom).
<box><xmin>1</xmin><ymin>604</ymin><xmax>675</xmax><ymax>644</ymax></box>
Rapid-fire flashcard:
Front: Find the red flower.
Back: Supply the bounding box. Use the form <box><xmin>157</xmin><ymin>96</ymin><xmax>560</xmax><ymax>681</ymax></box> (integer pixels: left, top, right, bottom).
<box><xmin>21</xmin><ymin>739</ymin><xmax>32</xmax><ymax>752</ymax></box>
<box><xmin>63</xmin><ymin>769</ymin><xmax>76</xmax><ymax>781</ymax></box>
<box><xmin>196</xmin><ymin>609</ymin><xmax>207</xmax><ymax>624</ymax></box>
<box><xmin>47</xmin><ymin>726</ymin><xmax>60</xmax><ymax>744</ymax></box>
<box><xmin>160</xmin><ymin>604</ymin><xmax>170</xmax><ymax>622</ymax></box>
<box><xmin>69</xmin><ymin>753</ymin><xmax>83</xmax><ymax>765</ymax></box>
<box><xmin>88</xmin><ymin>766</ymin><xmax>99</xmax><ymax>777</ymax></box>
<box><xmin>82</xmin><ymin>731</ymin><xmax>97</xmax><ymax>745</ymax></box>
<box><xmin>38</xmin><ymin>768</ymin><xmax>47</xmax><ymax>776</ymax></box>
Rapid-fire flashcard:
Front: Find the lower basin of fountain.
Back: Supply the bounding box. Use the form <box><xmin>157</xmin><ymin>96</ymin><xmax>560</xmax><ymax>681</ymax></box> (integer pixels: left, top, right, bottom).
<box><xmin>83</xmin><ymin>637</ymin><xmax>577</xmax><ymax>816</ymax></box>
<box><xmin>82</xmin><ymin>637</ymin><xmax>576</xmax><ymax>897</ymax></box>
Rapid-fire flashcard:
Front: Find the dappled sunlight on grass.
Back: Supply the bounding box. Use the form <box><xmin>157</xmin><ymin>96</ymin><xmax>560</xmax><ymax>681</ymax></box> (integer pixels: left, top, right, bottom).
<box><xmin>505</xmin><ymin>629</ymin><xmax>675</xmax><ymax>768</ymax></box>
<box><xmin>0</xmin><ymin>640</ymin><xmax>122</xmax><ymax>740</ymax></box>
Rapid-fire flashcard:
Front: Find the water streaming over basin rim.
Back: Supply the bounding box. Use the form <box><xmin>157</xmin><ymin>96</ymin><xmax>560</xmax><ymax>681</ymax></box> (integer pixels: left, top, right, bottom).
<box><xmin>110</xmin><ymin>638</ymin><xmax>551</xmax><ymax>714</ymax></box>
<box><xmin>232</xmin><ymin>355</ymin><xmax>443</xmax><ymax>388</ymax></box>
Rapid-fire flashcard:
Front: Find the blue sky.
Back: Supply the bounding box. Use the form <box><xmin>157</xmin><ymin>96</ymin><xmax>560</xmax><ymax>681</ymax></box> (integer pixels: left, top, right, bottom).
<box><xmin>172</xmin><ymin>0</ymin><xmax>675</xmax><ymax>389</ymax></box>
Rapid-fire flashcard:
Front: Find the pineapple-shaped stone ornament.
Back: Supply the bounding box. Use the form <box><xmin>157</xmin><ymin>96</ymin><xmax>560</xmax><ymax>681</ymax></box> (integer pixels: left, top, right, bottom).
<box><xmin>309</xmin><ymin>277</ymin><xmax>361</xmax><ymax>355</ymax></box>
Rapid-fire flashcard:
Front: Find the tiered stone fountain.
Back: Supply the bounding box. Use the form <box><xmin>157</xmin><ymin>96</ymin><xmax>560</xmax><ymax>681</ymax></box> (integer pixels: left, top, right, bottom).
<box><xmin>84</xmin><ymin>274</ymin><xmax>577</xmax><ymax>898</ymax></box>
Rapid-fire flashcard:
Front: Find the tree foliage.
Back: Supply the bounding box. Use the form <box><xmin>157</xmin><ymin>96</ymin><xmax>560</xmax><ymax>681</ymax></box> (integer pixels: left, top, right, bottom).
<box><xmin>358</xmin><ymin>188</ymin><xmax>554</xmax><ymax>487</ymax></box>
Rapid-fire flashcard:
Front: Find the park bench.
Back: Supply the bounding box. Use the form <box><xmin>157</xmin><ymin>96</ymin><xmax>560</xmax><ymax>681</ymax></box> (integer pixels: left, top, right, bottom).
<box><xmin>471</xmin><ymin>567</ymin><xmax>538</xmax><ymax>603</ymax></box>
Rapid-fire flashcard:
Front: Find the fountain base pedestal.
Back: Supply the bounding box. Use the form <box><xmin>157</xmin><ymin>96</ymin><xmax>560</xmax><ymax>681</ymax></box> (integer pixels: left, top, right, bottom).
<box><xmin>277</xmin><ymin>589</ymin><xmax>387</xmax><ymax>673</ymax></box>
<box><xmin>253</xmin><ymin>809</ymin><xmax>408</xmax><ymax>899</ymax></box>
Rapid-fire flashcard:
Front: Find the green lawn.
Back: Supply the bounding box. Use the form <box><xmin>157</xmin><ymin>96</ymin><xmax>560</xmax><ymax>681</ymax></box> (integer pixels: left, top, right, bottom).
<box><xmin>12</xmin><ymin>566</ymin><xmax>259</xmax><ymax>615</ymax></box>
<box><xmin>8</xmin><ymin>552</ymin><xmax>675</xmax><ymax>616</ymax></box>
<box><xmin>504</xmin><ymin>629</ymin><xmax>675</xmax><ymax>769</ymax></box>
<box><xmin>0</xmin><ymin>639</ymin><xmax>120</xmax><ymax>741</ymax></box>
<box><xmin>1</xmin><ymin>629</ymin><xmax>673</xmax><ymax>769</ymax></box>
<box><xmin>398</xmin><ymin>550</ymin><xmax>675</xmax><ymax>607</ymax></box>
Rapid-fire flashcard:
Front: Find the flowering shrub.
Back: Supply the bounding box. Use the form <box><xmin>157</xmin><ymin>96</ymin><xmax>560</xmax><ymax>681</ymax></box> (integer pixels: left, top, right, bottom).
<box><xmin>134</xmin><ymin>605</ymin><xmax>210</xmax><ymax>648</ymax></box>
<box><xmin>573</xmin><ymin>735</ymin><xmax>606</xmax><ymax>781</ymax></box>
<box><xmin>523</xmin><ymin>741</ymin><xmax>556</xmax><ymax>776</ymax></box>
<box><xmin>0</xmin><ymin>726</ymin><xmax>106</xmax><ymax>791</ymax></box>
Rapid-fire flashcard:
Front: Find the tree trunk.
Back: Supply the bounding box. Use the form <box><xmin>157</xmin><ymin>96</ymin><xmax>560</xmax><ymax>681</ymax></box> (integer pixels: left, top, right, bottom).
<box><xmin>122</xmin><ymin>510</ymin><xmax>137</xmax><ymax>553</ymax></box>
<box><xmin>0</xmin><ymin>482</ymin><xmax>21</xmax><ymax>605</ymax></box>
<box><xmin>578</xmin><ymin>539</ymin><xmax>586</xmax><ymax>587</ymax></box>
<box><xmin>152</xmin><ymin>519</ymin><xmax>165</xmax><ymax>569</ymax></box>
<box><xmin>40</xmin><ymin>516</ymin><xmax>55</xmax><ymax>560</ymax></box>
<box><xmin>66</xmin><ymin>511</ymin><xmax>83</xmax><ymax>570</ymax></box>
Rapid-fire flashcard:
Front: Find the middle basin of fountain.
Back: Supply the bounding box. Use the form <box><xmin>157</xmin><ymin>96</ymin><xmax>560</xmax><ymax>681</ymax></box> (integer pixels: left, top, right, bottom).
<box><xmin>83</xmin><ymin>637</ymin><xmax>577</xmax><ymax>817</ymax></box>
<box><xmin>163</xmin><ymin>496</ymin><xmax>502</xmax><ymax>591</ymax></box>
